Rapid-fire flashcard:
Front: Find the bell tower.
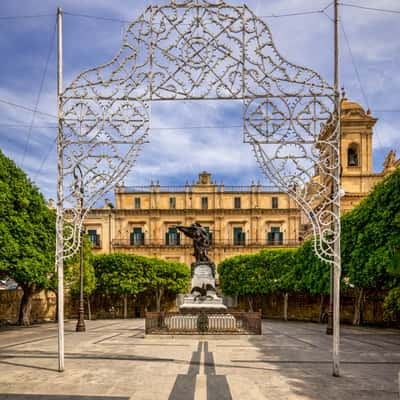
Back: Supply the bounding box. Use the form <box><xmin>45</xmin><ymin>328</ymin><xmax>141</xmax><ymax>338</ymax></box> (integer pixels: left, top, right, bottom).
<box><xmin>340</xmin><ymin>93</ymin><xmax>378</xmax><ymax>211</ymax></box>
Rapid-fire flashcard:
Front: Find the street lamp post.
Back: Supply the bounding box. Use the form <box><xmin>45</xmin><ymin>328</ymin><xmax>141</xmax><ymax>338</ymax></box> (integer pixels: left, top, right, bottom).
<box><xmin>74</xmin><ymin>165</ymin><xmax>86</xmax><ymax>332</ymax></box>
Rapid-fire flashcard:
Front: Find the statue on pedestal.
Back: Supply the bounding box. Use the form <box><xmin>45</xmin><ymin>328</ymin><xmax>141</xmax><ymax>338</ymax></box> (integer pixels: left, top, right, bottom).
<box><xmin>177</xmin><ymin>223</ymin><xmax>210</xmax><ymax>262</ymax></box>
<box><xmin>176</xmin><ymin>223</ymin><xmax>224</xmax><ymax>310</ymax></box>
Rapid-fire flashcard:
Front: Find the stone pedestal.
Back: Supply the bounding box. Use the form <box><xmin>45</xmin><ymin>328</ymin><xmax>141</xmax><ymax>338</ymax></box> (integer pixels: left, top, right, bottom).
<box><xmin>179</xmin><ymin>261</ymin><xmax>226</xmax><ymax>312</ymax></box>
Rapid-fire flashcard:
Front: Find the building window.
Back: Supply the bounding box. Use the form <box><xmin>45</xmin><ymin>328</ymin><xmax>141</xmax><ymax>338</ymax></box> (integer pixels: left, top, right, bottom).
<box><xmin>233</xmin><ymin>227</ymin><xmax>245</xmax><ymax>246</ymax></box>
<box><xmin>134</xmin><ymin>197</ymin><xmax>141</xmax><ymax>209</ymax></box>
<box><xmin>166</xmin><ymin>227</ymin><xmax>180</xmax><ymax>246</ymax></box>
<box><xmin>201</xmin><ymin>197</ymin><xmax>208</xmax><ymax>209</ymax></box>
<box><xmin>268</xmin><ymin>227</ymin><xmax>283</xmax><ymax>245</ymax></box>
<box><xmin>87</xmin><ymin>229</ymin><xmax>100</xmax><ymax>248</ymax></box>
<box><xmin>169</xmin><ymin>197</ymin><xmax>176</xmax><ymax>209</ymax></box>
<box><xmin>348</xmin><ymin>145</ymin><xmax>359</xmax><ymax>166</ymax></box>
<box><xmin>130</xmin><ymin>227</ymin><xmax>144</xmax><ymax>246</ymax></box>
<box><xmin>234</xmin><ymin>197</ymin><xmax>241</xmax><ymax>209</ymax></box>
<box><xmin>272</xmin><ymin>197</ymin><xmax>279</xmax><ymax>209</ymax></box>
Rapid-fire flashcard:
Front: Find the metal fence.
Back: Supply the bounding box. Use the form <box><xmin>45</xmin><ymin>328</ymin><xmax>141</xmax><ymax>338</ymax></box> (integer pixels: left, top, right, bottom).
<box><xmin>145</xmin><ymin>311</ymin><xmax>262</xmax><ymax>335</ymax></box>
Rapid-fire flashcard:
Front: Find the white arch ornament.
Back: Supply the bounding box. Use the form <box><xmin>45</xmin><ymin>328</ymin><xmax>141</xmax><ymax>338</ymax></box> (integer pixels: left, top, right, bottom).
<box><xmin>56</xmin><ymin>0</ymin><xmax>341</xmax><ymax>374</ymax></box>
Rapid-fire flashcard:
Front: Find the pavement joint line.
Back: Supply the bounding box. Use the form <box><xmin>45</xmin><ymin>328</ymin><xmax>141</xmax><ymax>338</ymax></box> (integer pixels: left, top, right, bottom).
<box><xmin>93</xmin><ymin>333</ymin><xmax>122</xmax><ymax>344</ymax></box>
<box><xmin>275</xmin><ymin>332</ymin><xmax>320</xmax><ymax>348</ymax></box>
<box><xmin>231</xmin><ymin>359</ymin><xmax>400</xmax><ymax>365</ymax></box>
<box><xmin>0</xmin><ymin>332</ymin><xmax>73</xmax><ymax>350</ymax></box>
<box><xmin>342</xmin><ymin>335</ymin><xmax>387</xmax><ymax>349</ymax></box>
<box><xmin>97</xmin><ymin>343</ymin><xmax>190</xmax><ymax>346</ymax></box>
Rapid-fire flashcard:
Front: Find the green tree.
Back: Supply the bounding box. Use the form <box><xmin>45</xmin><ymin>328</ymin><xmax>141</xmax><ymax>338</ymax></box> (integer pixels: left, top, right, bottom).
<box><xmin>93</xmin><ymin>253</ymin><xmax>149</xmax><ymax>318</ymax></box>
<box><xmin>341</xmin><ymin>168</ymin><xmax>400</xmax><ymax>325</ymax></box>
<box><xmin>383</xmin><ymin>245</ymin><xmax>400</xmax><ymax>323</ymax></box>
<box><xmin>0</xmin><ymin>150</ymin><xmax>56</xmax><ymax>325</ymax></box>
<box><xmin>219</xmin><ymin>249</ymin><xmax>296</xmax><ymax>312</ymax></box>
<box><xmin>146</xmin><ymin>258</ymin><xmax>190</xmax><ymax>312</ymax></box>
<box><xmin>65</xmin><ymin>235</ymin><xmax>96</xmax><ymax>319</ymax></box>
<box><xmin>259</xmin><ymin>249</ymin><xmax>297</xmax><ymax>320</ymax></box>
<box><xmin>289</xmin><ymin>240</ymin><xmax>331</xmax><ymax>321</ymax></box>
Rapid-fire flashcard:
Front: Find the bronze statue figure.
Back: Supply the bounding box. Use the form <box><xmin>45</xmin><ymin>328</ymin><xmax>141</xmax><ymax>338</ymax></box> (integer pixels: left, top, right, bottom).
<box><xmin>176</xmin><ymin>223</ymin><xmax>210</xmax><ymax>263</ymax></box>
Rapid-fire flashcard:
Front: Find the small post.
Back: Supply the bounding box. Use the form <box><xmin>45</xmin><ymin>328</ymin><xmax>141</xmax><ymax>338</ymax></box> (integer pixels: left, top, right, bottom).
<box><xmin>56</xmin><ymin>5</ymin><xmax>64</xmax><ymax>373</ymax></box>
<box><xmin>75</xmin><ymin>165</ymin><xmax>86</xmax><ymax>332</ymax></box>
<box><xmin>326</xmin><ymin>268</ymin><xmax>333</xmax><ymax>335</ymax></box>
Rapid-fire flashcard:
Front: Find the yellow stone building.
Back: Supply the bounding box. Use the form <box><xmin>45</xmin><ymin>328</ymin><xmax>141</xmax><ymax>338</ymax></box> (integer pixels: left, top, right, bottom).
<box><xmin>84</xmin><ymin>171</ymin><xmax>301</xmax><ymax>266</ymax></box>
<box><xmin>83</xmin><ymin>98</ymin><xmax>399</xmax><ymax>267</ymax></box>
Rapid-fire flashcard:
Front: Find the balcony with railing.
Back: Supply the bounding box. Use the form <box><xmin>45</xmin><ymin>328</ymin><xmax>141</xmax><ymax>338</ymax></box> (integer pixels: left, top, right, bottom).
<box><xmin>112</xmin><ymin>238</ymin><xmax>300</xmax><ymax>248</ymax></box>
<box><xmin>118</xmin><ymin>185</ymin><xmax>280</xmax><ymax>194</ymax></box>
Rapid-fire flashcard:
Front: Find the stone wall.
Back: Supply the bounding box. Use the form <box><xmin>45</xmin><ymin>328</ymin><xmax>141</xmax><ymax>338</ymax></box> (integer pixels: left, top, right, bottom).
<box><xmin>0</xmin><ymin>290</ymin><xmax>59</xmax><ymax>324</ymax></box>
<box><xmin>237</xmin><ymin>290</ymin><xmax>390</xmax><ymax>326</ymax></box>
<box><xmin>0</xmin><ymin>289</ymin><xmax>392</xmax><ymax>327</ymax></box>
<box><xmin>0</xmin><ymin>290</ymin><xmax>174</xmax><ymax>324</ymax></box>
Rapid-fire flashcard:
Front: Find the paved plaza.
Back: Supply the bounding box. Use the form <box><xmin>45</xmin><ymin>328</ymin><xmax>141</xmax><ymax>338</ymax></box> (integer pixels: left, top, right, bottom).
<box><xmin>0</xmin><ymin>319</ymin><xmax>399</xmax><ymax>399</ymax></box>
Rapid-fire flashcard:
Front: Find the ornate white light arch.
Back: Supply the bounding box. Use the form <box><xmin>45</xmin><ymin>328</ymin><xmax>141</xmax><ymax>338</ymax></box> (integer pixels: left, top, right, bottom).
<box><xmin>57</xmin><ymin>0</ymin><xmax>341</xmax><ymax>373</ymax></box>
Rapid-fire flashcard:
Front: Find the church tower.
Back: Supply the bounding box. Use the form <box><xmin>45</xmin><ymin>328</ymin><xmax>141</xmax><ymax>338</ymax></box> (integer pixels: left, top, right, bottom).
<box><xmin>340</xmin><ymin>94</ymin><xmax>378</xmax><ymax>212</ymax></box>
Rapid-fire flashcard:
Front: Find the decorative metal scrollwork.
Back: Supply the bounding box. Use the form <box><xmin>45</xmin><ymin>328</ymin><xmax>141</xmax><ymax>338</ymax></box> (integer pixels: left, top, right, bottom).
<box><xmin>60</xmin><ymin>0</ymin><xmax>340</xmax><ymax>268</ymax></box>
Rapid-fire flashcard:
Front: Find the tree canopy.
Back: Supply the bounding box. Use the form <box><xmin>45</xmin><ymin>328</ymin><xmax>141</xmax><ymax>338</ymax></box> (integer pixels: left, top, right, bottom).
<box><xmin>341</xmin><ymin>168</ymin><xmax>400</xmax><ymax>291</ymax></box>
<box><xmin>341</xmin><ymin>168</ymin><xmax>400</xmax><ymax>322</ymax></box>
<box><xmin>93</xmin><ymin>253</ymin><xmax>190</xmax><ymax>313</ymax></box>
<box><xmin>218</xmin><ymin>249</ymin><xmax>297</xmax><ymax>310</ymax></box>
<box><xmin>145</xmin><ymin>257</ymin><xmax>190</xmax><ymax>311</ymax></box>
<box><xmin>65</xmin><ymin>235</ymin><xmax>96</xmax><ymax>298</ymax></box>
<box><xmin>0</xmin><ymin>149</ymin><xmax>56</xmax><ymax>325</ymax></box>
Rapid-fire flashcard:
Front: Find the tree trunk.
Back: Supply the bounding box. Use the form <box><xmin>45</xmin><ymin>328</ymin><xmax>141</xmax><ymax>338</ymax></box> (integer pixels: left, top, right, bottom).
<box><xmin>353</xmin><ymin>288</ymin><xmax>364</xmax><ymax>326</ymax></box>
<box><xmin>87</xmin><ymin>295</ymin><xmax>92</xmax><ymax>320</ymax></box>
<box><xmin>319</xmin><ymin>293</ymin><xmax>325</xmax><ymax>323</ymax></box>
<box><xmin>247</xmin><ymin>296</ymin><xmax>254</xmax><ymax>312</ymax></box>
<box><xmin>123</xmin><ymin>294</ymin><xmax>128</xmax><ymax>319</ymax></box>
<box><xmin>156</xmin><ymin>288</ymin><xmax>164</xmax><ymax>312</ymax></box>
<box><xmin>18</xmin><ymin>284</ymin><xmax>37</xmax><ymax>326</ymax></box>
<box><xmin>283</xmin><ymin>292</ymin><xmax>288</xmax><ymax>321</ymax></box>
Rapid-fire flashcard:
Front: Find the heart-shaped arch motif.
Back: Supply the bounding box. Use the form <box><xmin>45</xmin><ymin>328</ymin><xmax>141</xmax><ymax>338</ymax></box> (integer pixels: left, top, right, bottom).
<box><xmin>59</xmin><ymin>0</ymin><xmax>340</xmax><ymax>270</ymax></box>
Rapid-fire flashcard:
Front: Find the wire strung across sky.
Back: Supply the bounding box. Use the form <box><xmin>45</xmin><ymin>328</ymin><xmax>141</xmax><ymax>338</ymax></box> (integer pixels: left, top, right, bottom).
<box><xmin>0</xmin><ymin>1</ymin><xmax>399</xmax><ymax>179</ymax></box>
<box><xmin>2</xmin><ymin>1</ymin><xmax>400</xmax><ymax>22</ymax></box>
<box><xmin>339</xmin><ymin>3</ymin><xmax>400</xmax><ymax>15</ymax></box>
<box><xmin>21</xmin><ymin>21</ymin><xmax>57</xmax><ymax>169</ymax></box>
<box><xmin>339</xmin><ymin>18</ymin><xmax>385</xmax><ymax>148</ymax></box>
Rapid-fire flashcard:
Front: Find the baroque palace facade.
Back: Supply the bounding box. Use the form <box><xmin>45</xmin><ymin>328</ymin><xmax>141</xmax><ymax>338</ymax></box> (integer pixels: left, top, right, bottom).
<box><xmin>83</xmin><ymin>97</ymin><xmax>399</xmax><ymax>266</ymax></box>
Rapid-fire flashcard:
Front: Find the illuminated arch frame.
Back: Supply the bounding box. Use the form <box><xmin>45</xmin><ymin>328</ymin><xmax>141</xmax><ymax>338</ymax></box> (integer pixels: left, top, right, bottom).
<box><xmin>60</xmin><ymin>0</ymin><xmax>340</xmax><ymax>266</ymax></box>
<box><xmin>57</xmin><ymin>0</ymin><xmax>341</xmax><ymax>371</ymax></box>
<box><xmin>56</xmin><ymin>0</ymin><xmax>341</xmax><ymax>376</ymax></box>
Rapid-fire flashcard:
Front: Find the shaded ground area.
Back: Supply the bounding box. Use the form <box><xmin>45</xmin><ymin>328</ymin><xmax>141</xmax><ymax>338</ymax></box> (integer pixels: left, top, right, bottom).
<box><xmin>0</xmin><ymin>319</ymin><xmax>399</xmax><ymax>399</ymax></box>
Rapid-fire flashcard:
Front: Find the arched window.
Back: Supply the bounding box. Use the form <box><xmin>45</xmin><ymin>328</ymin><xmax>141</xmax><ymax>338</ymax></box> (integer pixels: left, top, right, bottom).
<box><xmin>348</xmin><ymin>144</ymin><xmax>359</xmax><ymax>167</ymax></box>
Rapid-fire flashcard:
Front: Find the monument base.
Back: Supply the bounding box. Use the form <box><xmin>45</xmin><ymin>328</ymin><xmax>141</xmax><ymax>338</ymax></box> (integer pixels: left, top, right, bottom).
<box><xmin>179</xmin><ymin>261</ymin><xmax>227</xmax><ymax>312</ymax></box>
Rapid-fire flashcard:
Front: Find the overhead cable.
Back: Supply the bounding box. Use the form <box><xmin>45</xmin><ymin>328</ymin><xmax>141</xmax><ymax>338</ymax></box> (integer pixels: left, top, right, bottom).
<box><xmin>21</xmin><ymin>21</ymin><xmax>57</xmax><ymax>168</ymax></box>
<box><xmin>0</xmin><ymin>98</ymin><xmax>57</xmax><ymax>119</ymax></box>
<box><xmin>0</xmin><ymin>14</ymin><xmax>55</xmax><ymax>20</ymax></box>
<box><xmin>33</xmin><ymin>137</ymin><xmax>57</xmax><ymax>182</ymax></box>
<box><xmin>340</xmin><ymin>19</ymin><xmax>384</xmax><ymax>148</ymax></box>
<box><xmin>340</xmin><ymin>3</ymin><xmax>400</xmax><ymax>15</ymax></box>
<box><xmin>63</xmin><ymin>6</ymin><xmax>333</xmax><ymax>24</ymax></box>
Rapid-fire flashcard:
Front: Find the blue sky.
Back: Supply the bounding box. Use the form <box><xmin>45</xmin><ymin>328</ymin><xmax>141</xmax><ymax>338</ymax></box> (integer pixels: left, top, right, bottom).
<box><xmin>0</xmin><ymin>0</ymin><xmax>399</xmax><ymax>201</ymax></box>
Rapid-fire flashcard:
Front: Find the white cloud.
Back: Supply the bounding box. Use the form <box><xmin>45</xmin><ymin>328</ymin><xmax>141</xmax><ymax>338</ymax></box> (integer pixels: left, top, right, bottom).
<box><xmin>0</xmin><ymin>0</ymin><xmax>399</xmax><ymax>199</ymax></box>
<box><xmin>373</xmin><ymin>121</ymin><xmax>400</xmax><ymax>150</ymax></box>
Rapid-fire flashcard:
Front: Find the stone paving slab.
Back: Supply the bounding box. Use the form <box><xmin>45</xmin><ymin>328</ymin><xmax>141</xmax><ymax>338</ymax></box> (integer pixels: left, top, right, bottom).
<box><xmin>0</xmin><ymin>319</ymin><xmax>399</xmax><ymax>399</ymax></box>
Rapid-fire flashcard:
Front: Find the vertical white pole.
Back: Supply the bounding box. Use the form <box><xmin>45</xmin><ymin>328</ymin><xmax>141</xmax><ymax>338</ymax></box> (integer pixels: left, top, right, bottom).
<box><xmin>333</xmin><ymin>0</ymin><xmax>341</xmax><ymax>378</ymax></box>
<box><xmin>56</xmin><ymin>6</ymin><xmax>64</xmax><ymax>373</ymax></box>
